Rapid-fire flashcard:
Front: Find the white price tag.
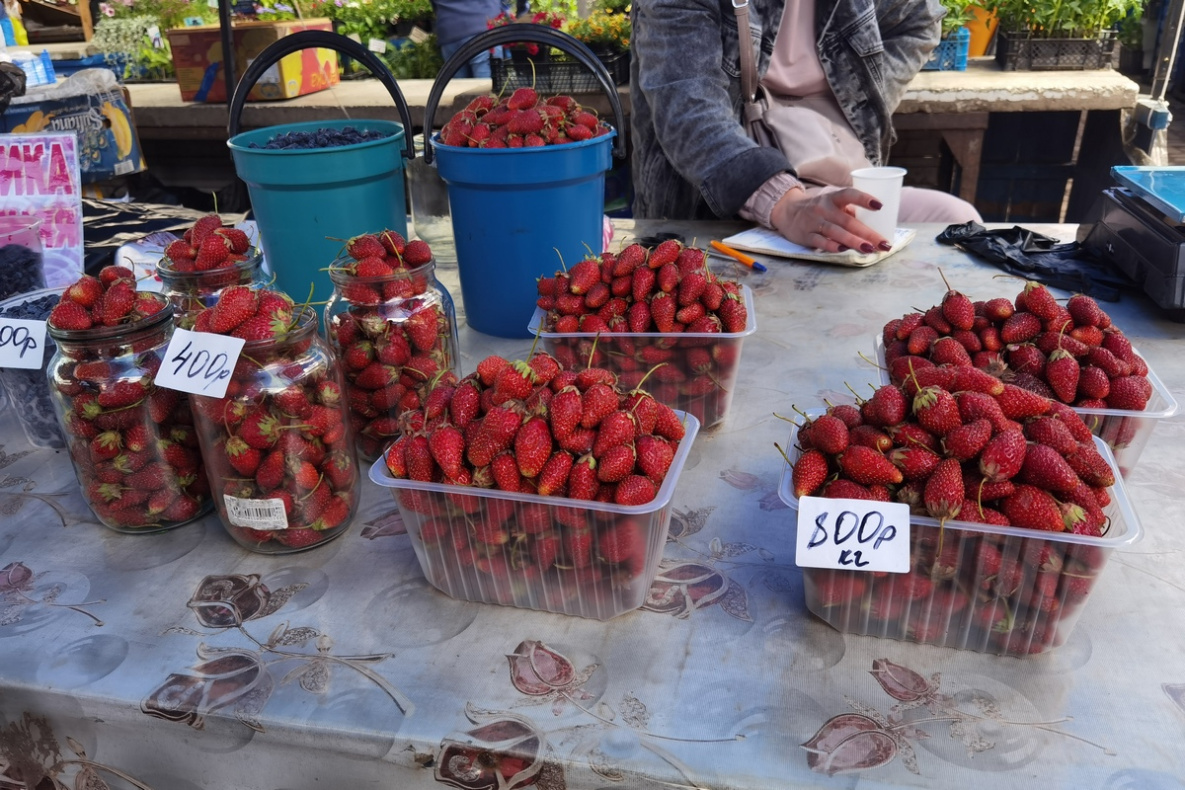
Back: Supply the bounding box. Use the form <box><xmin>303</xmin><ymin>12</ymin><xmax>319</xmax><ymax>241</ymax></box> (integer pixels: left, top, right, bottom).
<box><xmin>368</xmin><ymin>37</ymin><xmax>388</xmax><ymax>53</ymax></box>
<box><xmin>0</xmin><ymin>319</ymin><xmax>48</xmax><ymax>370</ymax></box>
<box><xmin>224</xmin><ymin>495</ymin><xmax>289</xmax><ymax>531</ymax></box>
<box><xmin>208</xmin><ymin>0</ymin><xmax>218</xmax><ymax>8</ymax></box>
<box><xmin>795</xmin><ymin>497</ymin><xmax>910</xmax><ymax>573</ymax></box>
<box><xmin>155</xmin><ymin>328</ymin><xmax>244</xmax><ymax>398</ymax></box>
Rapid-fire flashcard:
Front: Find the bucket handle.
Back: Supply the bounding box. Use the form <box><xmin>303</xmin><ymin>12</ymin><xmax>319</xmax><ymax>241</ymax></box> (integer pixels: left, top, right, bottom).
<box><xmin>422</xmin><ymin>26</ymin><xmax>627</xmax><ymax>164</ymax></box>
<box><xmin>227</xmin><ymin>30</ymin><xmax>416</xmax><ymax>162</ymax></box>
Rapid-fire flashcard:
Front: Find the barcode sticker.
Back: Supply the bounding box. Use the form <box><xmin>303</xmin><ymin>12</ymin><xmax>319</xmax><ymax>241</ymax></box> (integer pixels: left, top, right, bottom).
<box><xmin>224</xmin><ymin>495</ymin><xmax>289</xmax><ymax>531</ymax></box>
<box><xmin>114</xmin><ymin>160</ymin><xmax>135</xmax><ymax>176</ymax></box>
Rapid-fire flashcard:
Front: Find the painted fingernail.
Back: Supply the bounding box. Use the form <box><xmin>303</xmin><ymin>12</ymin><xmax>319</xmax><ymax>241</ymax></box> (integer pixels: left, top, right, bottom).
<box><xmin>878</xmin><ymin>241</ymin><xmax>892</xmax><ymax>252</ymax></box>
<box><xmin>836</xmin><ymin>245</ymin><xmax>849</xmax><ymax>252</ymax></box>
<box><xmin>860</xmin><ymin>243</ymin><xmax>875</xmax><ymax>253</ymax></box>
<box><xmin>869</xmin><ymin>200</ymin><xmax>884</xmax><ymax>210</ymax></box>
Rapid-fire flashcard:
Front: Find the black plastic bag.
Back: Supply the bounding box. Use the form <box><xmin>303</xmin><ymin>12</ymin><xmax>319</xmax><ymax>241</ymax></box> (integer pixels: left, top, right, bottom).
<box><xmin>935</xmin><ymin>222</ymin><xmax>1134</xmax><ymax>302</ymax></box>
<box><xmin>0</xmin><ymin>62</ymin><xmax>27</xmax><ymax>116</ymax></box>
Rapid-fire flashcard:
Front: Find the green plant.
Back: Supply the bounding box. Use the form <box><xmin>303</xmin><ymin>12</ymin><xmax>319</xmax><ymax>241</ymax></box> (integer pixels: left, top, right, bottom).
<box><xmin>938</xmin><ymin>0</ymin><xmax>976</xmax><ymax>37</ymax></box>
<box><xmin>592</xmin><ymin>0</ymin><xmax>629</xmax><ymax>13</ymax></box>
<box><xmin>380</xmin><ymin>34</ymin><xmax>442</xmax><ymax>78</ymax></box>
<box><xmin>92</xmin><ymin>16</ymin><xmax>175</xmax><ymax>80</ymax></box>
<box><xmin>983</xmin><ymin>0</ymin><xmax>1146</xmax><ymax>37</ymax></box>
<box><xmin>1117</xmin><ymin>11</ymin><xmax>1143</xmax><ymax>47</ymax></box>
<box><xmin>97</xmin><ymin>0</ymin><xmax>218</xmax><ymax>30</ymax></box>
<box><xmin>568</xmin><ymin>8</ymin><xmax>630</xmax><ymax>52</ymax></box>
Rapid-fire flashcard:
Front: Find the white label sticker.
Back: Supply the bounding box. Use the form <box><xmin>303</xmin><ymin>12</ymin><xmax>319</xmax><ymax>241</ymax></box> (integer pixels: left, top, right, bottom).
<box><xmin>0</xmin><ymin>319</ymin><xmax>48</xmax><ymax>370</ymax></box>
<box><xmin>147</xmin><ymin>24</ymin><xmax>163</xmax><ymax>48</ymax></box>
<box><xmin>154</xmin><ymin>328</ymin><xmax>244</xmax><ymax>398</ymax></box>
<box><xmin>207</xmin><ymin>0</ymin><xmax>218</xmax><ymax>7</ymax></box>
<box><xmin>224</xmin><ymin>495</ymin><xmax>289</xmax><ymax>531</ymax></box>
<box><xmin>795</xmin><ymin>497</ymin><xmax>910</xmax><ymax>573</ymax></box>
<box><xmin>368</xmin><ymin>37</ymin><xmax>387</xmax><ymax>53</ymax></box>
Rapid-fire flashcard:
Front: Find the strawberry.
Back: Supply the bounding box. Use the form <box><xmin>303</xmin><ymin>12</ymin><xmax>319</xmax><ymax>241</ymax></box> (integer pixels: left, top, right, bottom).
<box><xmin>941</xmin><ymin>288</ymin><xmax>975</xmax><ymax>330</ymax></box>
<box><xmin>427</xmin><ymin>424</ymin><xmax>465</xmax><ymax>479</ymax></box>
<box><xmin>275</xmin><ymin>528</ymin><xmax>323</xmax><ymax>549</ymax></box>
<box><xmin>206</xmin><ymin>285</ymin><xmax>259</xmax><ymax>334</ymax></box>
<box><xmin>195</xmin><ymin>234</ymin><xmax>231</xmax><ymax>271</ymax></box>
<box><xmin>837</xmin><ymin>445</ymin><xmax>902</xmax><ymax>486</ymax></box>
<box><xmin>717</xmin><ymin>293</ymin><xmax>748</xmax><ymax>333</ymax></box>
<box><xmin>1105</xmin><ymin>376</ymin><xmax>1152</xmax><ymax>411</ymax></box>
<box><xmin>536</xmin><ymin>450</ymin><xmax>574</xmax><ymax>495</ymax></box>
<box><xmin>493</xmin><ymin>360</ymin><xmax>537</xmax><ymax>403</ymax></box>
<box><xmin>996</xmin><ymin>383</ymin><xmax>1050</xmax><ymax>419</ymax></box>
<box><xmin>567</xmin><ymin>454</ymin><xmax>600</xmax><ymax>500</ymax></box>
<box><xmin>1076</xmin><ymin>366</ymin><xmax>1111</xmax><ymax>400</ymax></box>
<box><xmin>592</xmin><ymin>410</ymin><xmax>637</xmax><ymax>458</ymax></box>
<box><xmin>978</xmin><ymin>429</ymin><xmax>1027</xmax><ymax>483</ymax></box>
<box><xmin>912</xmin><ymin>386</ymin><xmax>961</xmax><ymax>436</ymax></box>
<box><xmin>97</xmin><ymin>380</ymin><xmax>146</xmax><ymax>409</ymax></box>
<box><xmin>1063</xmin><ymin>441</ymin><xmax>1116</xmax><ymax>488</ymax></box>
<box><xmin>580</xmin><ymin>383</ymin><xmax>619</xmax><ymax>429</ymax></box>
<box><xmin>402</xmin><ymin>239</ymin><xmax>433</xmax><ymax>265</ymax></box>
<box><xmin>653</xmin><ymin>402</ymin><xmax>686</xmax><ymax>441</ymax></box>
<box><xmin>514</xmin><ymin>416</ymin><xmax>552</xmax><ymax>478</ymax></box>
<box><xmin>598</xmin><ymin>519</ymin><xmax>643</xmax><ymax>564</ymax></box>
<box><xmin>636</xmin><ymin>434</ymin><xmax>675</xmax><ymax>483</ymax></box>
<box><xmin>97</xmin><ymin>281</ymin><xmax>136</xmax><ymax>325</ymax></box>
<box><xmin>48</xmin><ymin>299</ymin><xmax>94</xmax><ymax>330</ymax></box>
<box><xmin>922</xmin><ymin>305</ymin><xmax>952</xmax><ymax>334</ymax></box>
<box><xmin>930</xmin><ymin>336</ymin><xmax>971</xmax><ymax>367</ymax></box>
<box><xmin>923</xmin><ymin>458</ymin><xmax>964</xmax><ymax>521</ymax></box>
<box><xmin>809</xmin><ymin>570</ymin><xmax>866</xmax><ymax>608</ymax></box>
<box><xmin>1020</xmin><ymin>282</ymin><xmax>1059</xmax><ymax>321</ymax></box>
<box><xmin>1044</xmin><ymin>348</ymin><xmax>1079</xmax><ymax>404</ymax></box>
<box><xmin>1000</xmin><ymin>312</ymin><xmax>1042</xmax><ymax>344</ymax></box>
<box><xmin>1019</xmin><ymin>443</ymin><xmax>1081</xmax><ymax>494</ymax></box>
<box><xmin>862</xmin><ymin>385</ymin><xmax>907</xmax><ymax>427</ymax></box>
<box><xmin>1002</xmin><ymin>484</ymin><xmax>1065</xmax><ymax>531</ymax></box>
<box><xmin>467</xmin><ymin>406</ymin><xmax>522</xmax><ymax>468</ymax></box>
<box><xmin>942</xmin><ymin>418</ymin><xmax>992</xmax><ymax>461</ymax></box>
<box><xmin>888</xmin><ymin>445</ymin><xmax>940</xmax><ymax>481</ymax></box>
<box><xmin>225</xmin><ymin>436</ymin><xmax>262</xmax><ymax>476</ymax></box>
<box><xmin>615</xmin><ymin>474</ymin><xmax>657</xmax><ymax>505</ymax></box>
<box><xmin>597</xmin><ymin>443</ymin><xmax>636</xmax><ymax>482</ymax></box>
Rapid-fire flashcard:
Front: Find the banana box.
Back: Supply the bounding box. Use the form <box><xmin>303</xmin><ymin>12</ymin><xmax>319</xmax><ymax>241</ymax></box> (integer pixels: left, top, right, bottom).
<box><xmin>166</xmin><ymin>19</ymin><xmax>339</xmax><ymax>103</ymax></box>
<box><xmin>1</xmin><ymin>69</ymin><xmax>145</xmax><ymax>185</ymax></box>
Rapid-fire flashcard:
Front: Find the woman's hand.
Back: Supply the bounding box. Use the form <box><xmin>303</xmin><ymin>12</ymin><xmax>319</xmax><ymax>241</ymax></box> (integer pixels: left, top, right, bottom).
<box><xmin>769</xmin><ymin>185</ymin><xmax>893</xmax><ymax>253</ymax></box>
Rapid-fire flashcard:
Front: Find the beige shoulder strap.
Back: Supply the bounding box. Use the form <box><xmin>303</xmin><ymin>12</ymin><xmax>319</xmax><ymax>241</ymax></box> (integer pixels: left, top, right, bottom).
<box><xmin>734</xmin><ymin>0</ymin><xmax>758</xmax><ymax>103</ymax></box>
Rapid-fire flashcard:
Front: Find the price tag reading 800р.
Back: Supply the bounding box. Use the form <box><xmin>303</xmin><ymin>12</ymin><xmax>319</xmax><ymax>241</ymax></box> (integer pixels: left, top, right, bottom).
<box><xmin>154</xmin><ymin>328</ymin><xmax>245</xmax><ymax>399</ymax></box>
<box><xmin>795</xmin><ymin>497</ymin><xmax>911</xmax><ymax>573</ymax></box>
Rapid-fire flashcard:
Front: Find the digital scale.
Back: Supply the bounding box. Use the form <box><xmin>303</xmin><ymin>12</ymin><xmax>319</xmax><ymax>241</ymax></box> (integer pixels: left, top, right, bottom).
<box><xmin>1078</xmin><ymin>166</ymin><xmax>1185</xmax><ymax>320</ymax></box>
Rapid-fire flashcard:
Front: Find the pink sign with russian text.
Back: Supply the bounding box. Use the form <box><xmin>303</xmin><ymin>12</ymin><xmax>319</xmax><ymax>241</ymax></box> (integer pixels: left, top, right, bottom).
<box><xmin>0</xmin><ymin>132</ymin><xmax>83</xmax><ymax>287</ymax></box>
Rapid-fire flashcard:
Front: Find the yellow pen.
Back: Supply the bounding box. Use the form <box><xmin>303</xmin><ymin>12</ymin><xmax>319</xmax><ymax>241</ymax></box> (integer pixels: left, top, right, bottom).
<box><xmin>709</xmin><ymin>240</ymin><xmax>768</xmax><ymax>272</ymax></box>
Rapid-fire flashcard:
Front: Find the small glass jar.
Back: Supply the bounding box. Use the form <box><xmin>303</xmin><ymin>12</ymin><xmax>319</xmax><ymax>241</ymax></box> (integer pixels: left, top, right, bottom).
<box><xmin>408</xmin><ymin>133</ymin><xmax>455</xmax><ymax>262</ymax></box>
<box><xmin>190</xmin><ymin>305</ymin><xmax>359</xmax><ymax>554</ymax></box>
<box><xmin>324</xmin><ymin>256</ymin><xmax>460</xmax><ymax>461</ymax></box>
<box><xmin>0</xmin><ymin>215</ymin><xmax>45</xmax><ymax>301</ymax></box>
<box><xmin>47</xmin><ymin>302</ymin><xmax>212</xmax><ymax>534</ymax></box>
<box><xmin>156</xmin><ymin>251</ymin><xmax>267</xmax><ymax>329</ymax></box>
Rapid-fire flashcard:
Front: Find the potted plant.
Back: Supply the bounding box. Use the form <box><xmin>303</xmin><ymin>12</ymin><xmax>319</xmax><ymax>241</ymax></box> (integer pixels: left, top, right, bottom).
<box><xmin>984</xmin><ymin>0</ymin><xmax>1146</xmax><ymax>71</ymax></box>
<box><xmin>1116</xmin><ymin>11</ymin><xmax>1145</xmax><ymax>76</ymax></box>
<box><xmin>923</xmin><ymin>0</ymin><xmax>974</xmax><ymax>71</ymax></box>
<box><xmin>487</xmin><ymin>9</ymin><xmax>573</xmax><ymax>92</ymax></box>
<box><xmin>567</xmin><ymin>1</ymin><xmax>631</xmax><ymax>84</ymax></box>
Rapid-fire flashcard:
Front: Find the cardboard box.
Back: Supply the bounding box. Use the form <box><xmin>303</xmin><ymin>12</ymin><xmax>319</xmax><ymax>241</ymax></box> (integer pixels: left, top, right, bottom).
<box><xmin>2</xmin><ymin>70</ymin><xmax>145</xmax><ymax>185</ymax></box>
<box><xmin>166</xmin><ymin>19</ymin><xmax>340</xmax><ymax>103</ymax></box>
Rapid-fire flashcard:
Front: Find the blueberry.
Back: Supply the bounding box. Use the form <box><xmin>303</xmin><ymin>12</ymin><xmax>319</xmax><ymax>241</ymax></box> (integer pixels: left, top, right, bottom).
<box><xmin>0</xmin><ymin>291</ymin><xmax>64</xmax><ymax>449</ymax></box>
<box><xmin>0</xmin><ymin>244</ymin><xmax>45</xmax><ymax>301</ymax></box>
<box><xmin>247</xmin><ymin>126</ymin><xmax>393</xmax><ymax>150</ymax></box>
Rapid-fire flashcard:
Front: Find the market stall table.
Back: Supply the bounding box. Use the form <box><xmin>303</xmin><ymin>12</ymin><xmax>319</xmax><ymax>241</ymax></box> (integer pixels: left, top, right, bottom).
<box><xmin>1</xmin><ymin>221</ymin><xmax>1184</xmax><ymax>790</ymax></box>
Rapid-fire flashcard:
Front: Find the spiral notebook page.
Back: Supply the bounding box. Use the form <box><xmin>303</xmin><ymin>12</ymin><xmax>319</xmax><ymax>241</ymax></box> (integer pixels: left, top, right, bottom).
<box><xmin>720</xmin><ymin>227</ymin><xmax>916</xmax><ymax>268</ymax></box>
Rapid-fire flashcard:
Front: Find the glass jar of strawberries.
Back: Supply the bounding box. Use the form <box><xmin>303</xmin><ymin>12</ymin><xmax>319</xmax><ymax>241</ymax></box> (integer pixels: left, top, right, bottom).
<box><xmin>188</xmin><ymin>286</ymin><xmax>360</xmax><ymax>553</ymax></box>
<box><xmin>46</xmin><ymin>266</ymin><xmax>211</xmax><ymax>533</ymax></box>
<box><xmin>324</xmin><ymin>231</ymin><xmax>459</xmax><ymax>461</ymax></box>
<box><xmin>156</xmin><ymin>214</ymin><xmax>266</xmax><ymax>329</ymax></box>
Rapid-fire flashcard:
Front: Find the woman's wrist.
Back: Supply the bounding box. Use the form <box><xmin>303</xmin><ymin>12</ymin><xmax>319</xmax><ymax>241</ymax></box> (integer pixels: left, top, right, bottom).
<box><xmin>740</xmin><ymin>172</ymin><xmax>805</xmax><ymax>229</ymax></box>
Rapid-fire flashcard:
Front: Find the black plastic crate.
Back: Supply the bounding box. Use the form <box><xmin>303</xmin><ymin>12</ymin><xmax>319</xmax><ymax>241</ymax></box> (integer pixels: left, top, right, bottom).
<box><xmin>996</xmin><ymin>30</ymin><xmax>1117</xmax><ymax>71</ymax></box>
<box><xmin>491</xmin><ymin>49</ymin><xmax>627</xmax><ymax>94</ymax></box>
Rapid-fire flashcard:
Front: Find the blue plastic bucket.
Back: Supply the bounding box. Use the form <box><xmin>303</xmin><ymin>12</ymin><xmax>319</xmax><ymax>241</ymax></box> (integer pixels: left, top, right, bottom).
<box><xmin>422</xmin><ymin>27</ymin><xmax>627</xmax><ymax>338</ymax></box>
<box><xmin>225</xmin><ymin>31</ymin><xmax>415</xmax><ymax>303</ymax></box>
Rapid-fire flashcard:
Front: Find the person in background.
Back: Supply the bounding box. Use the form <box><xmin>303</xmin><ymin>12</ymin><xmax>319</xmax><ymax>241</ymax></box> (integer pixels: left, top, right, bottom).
<box><xmin>432</xmin><ymin>0</ymin><xmax>528</xmax><ymax>78</ymax></box>
<box><xmin>630</xmin><ymin>0</ymin><xmax>981</xmax><ymax>254</ymax></box>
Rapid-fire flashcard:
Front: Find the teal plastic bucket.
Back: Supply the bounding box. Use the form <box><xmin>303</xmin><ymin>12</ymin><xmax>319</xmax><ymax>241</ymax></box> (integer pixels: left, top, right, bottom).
<box><xmin>225</xmin><ymin>31</ymin><xmax>415</xmax><ymax>303</ymax></box>
<box><xmin>423</xmin><ymin>27</ymin><xmax>627</xmax><ymax>338</ymax></box>
<box><xmin>228</xmin><ymin>120</ymin><xmax>407</xmax><ymax>302</ymax></box>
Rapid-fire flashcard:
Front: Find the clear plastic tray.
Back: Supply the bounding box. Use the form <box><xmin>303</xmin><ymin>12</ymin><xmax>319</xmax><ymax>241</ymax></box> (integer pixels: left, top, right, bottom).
<box><xmin>368</xmin><ymin>413</ymin><xmax>701</xmax><ymax>620</ymax></box>
<box><xmin>528</xmin><ymin>284</ymin><xmax>756</xmax><ymax>429</ymax></box>
<box><xmin>778</xmin><ymin>412</ymin><xmax>1142</xmax><ymax>656</ymax></box>
<box><xmin>872</xmin><ymin>334</ymin><xmax>1178</xmax><ymax>478</ymax></box>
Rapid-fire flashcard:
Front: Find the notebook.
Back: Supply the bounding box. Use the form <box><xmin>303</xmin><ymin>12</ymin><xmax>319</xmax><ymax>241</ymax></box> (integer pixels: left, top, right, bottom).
<box><xmin>719</xmin><ymin>226</ymin><xmax>916</xmax><ymax>268</ymax></box>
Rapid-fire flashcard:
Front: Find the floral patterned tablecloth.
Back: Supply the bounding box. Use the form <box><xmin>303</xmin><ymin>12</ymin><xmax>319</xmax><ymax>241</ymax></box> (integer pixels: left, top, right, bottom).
<box><xmin>2</xmin><ymin>221</ymin><xmax>1184</xmax><ymax>790</ymax></box>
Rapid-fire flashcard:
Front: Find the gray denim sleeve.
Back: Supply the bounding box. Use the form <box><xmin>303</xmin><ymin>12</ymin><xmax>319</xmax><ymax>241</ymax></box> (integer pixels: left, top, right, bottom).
<box><xmin>633</xmin><ymin>0</ymin><xmax>792</xmax><ymax>217</ymax></box>
<box><xmin>876</xmin><ymin>0</ymin><xmax>943</xmax><ymax>111</ymax></box>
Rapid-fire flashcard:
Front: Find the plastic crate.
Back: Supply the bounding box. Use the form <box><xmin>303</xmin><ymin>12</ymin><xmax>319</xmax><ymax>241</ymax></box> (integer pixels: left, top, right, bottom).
<box><xmin>923</xmin><ymin>27</ymin><xmax>970</xmax><ymax>71</ymax></box>
<box><xmin>528</xmin><ymin>284</ymin><xmax>757</xmax><ymax>430</ymax></box>
<box><xmin>491</xmin><ymin>52</ymin><xmax>606</xmax><ymax>94</ymax></box>
<box><xmin>871</xmin><ymin>336</ymin><xmax>1178</xmax><ymax>478</ymax></box>
<box><xmin>778</xmin><ymin>416</ymin><xmax>1142</xmax><ymax>657</ymax></box>
<box><xmin>368</xmin><ymin>413</ymin><xmax>701</xmax><ymax>621</ymax></box>
<box><xmin>996</xmin><ymin>29</ymin><xmax>1117</xmax><ymax>71</ymax></box>
<box><xmin>11</xmin><ymin>50</ymin><xmax>56</xmax><ymax>87</ymax></box>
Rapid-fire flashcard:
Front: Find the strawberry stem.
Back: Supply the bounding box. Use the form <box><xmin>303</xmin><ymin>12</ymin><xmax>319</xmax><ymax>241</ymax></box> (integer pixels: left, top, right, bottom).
<box><xmin>857</xmin><ymin>350</ymin><xmax>887</xmax><ymax>371</ymax></box>
<box><xmin>937</xmin><ymin>266</ymin><xmax>953</xmax><ymax>293</ymax></box>
<box><xmin>773</xmin><ymin>442</ymin><xmax>793</xmax><ymax>466</ymax></box>
<box><xmin>771</xmin><ymin>412</ymin><xmax>802</xmax><ymax>426</ymax></box>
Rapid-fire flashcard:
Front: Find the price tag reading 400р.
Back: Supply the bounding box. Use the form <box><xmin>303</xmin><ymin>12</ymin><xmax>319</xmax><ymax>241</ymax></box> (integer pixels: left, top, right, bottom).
<box><xmin>795</xmin><ymin>497</ymin><xmax>911</xmax><ymax>573</ymax></box>
<box><xmin>154</xmin><ymin>328</ymin><xmax>245</xmax><ymax>399</ymax></box>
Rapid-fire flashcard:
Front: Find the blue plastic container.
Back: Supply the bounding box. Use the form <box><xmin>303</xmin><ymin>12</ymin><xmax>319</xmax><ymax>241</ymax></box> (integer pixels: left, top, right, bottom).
<box><xmin>422</xmin><ymin>26</ymin><xmax>627</xmax><ymax>338</ymax></box>
<box><xmin>924</xmin><ymin>27</ymin><xmax>970</xmax><ymax>71</ymax></box>
<box><xmin>225</xmin><ymin>31</ymin><xmax>415</xmax><ymax>303</ymax></box>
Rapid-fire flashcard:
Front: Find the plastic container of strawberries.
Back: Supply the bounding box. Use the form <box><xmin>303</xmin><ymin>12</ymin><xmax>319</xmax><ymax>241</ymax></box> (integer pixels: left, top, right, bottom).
<box><xmin>871</xmin><ymin>335</ymin><xmax>1179</xmax><ymax>478</ymax></box>
<box><xmin>527</xmin><ymin>285</ymin><xmax>756</xmax><ymax>430</ymax></box>
<box><xmin>368</xmin><ymin>412</ymin><xmax>701</xmax><ymax>620</ymax></box>
<box><xmin>777</xmin><ymin>413</ymin><xmax>1142</xmax><ymax>657</ymax></box>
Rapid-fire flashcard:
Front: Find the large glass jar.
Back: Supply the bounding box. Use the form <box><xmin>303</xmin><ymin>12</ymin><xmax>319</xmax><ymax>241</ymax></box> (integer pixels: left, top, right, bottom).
<box><xmin>156</xmin><ymin>251</ymin><xmax>267</xmax><ymax>329</ymax></box>
<box><xmin>190</xmin><ymin>305</ymin><xmax>359</xmax><ymax>553</ymax></box>
<box><xmin>325</xmin><ymin>256</ymin><xmax>460</xmax><ymax>461</ymax></box>
<box><xmin>47</xmin><ymin>304</ymin><xmax>211</xmax><ymax>533</ymax></box>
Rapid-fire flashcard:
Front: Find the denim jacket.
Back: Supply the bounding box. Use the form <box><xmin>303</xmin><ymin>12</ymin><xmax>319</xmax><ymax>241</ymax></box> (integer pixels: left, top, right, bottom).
<box><xmin>629</xmin><ymin>0</ymin><xmax>943</xmax><ymax>221</ymax></box>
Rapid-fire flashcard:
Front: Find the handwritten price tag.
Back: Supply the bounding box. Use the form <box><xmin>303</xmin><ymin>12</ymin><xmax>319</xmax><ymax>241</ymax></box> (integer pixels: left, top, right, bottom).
<box><xmin>0</xmin><ymin>319</ymin><xmax>48</xmax><ymax>370</ymax></box>
<box><xmin>795</xmin><ymin>497</ymin><xmax>910</xmax><ymax>573</ymax></box>
<box><xmin>368</xmin><ymin>37</ymin><xmax>388</xmax><ymax>53</ymax></box>
<box><xmin>155</xmin><ymin>329</ymin><xmax>244</xmax><ymax>398</ymax></box>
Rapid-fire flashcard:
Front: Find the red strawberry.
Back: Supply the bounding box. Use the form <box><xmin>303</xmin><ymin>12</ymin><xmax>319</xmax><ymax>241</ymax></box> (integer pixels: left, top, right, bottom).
<box><xmin>941</xmin><ymin>289</ymin><xmax>975</xmax><ymax>330</ymax></box>
<box><xmin>207</xmin><ymin>286</ymin><xmax>259</xmax><ymax>335</ymax></box>
<box><xmin>48</xmin><ymin>299</ymin><xmax>93</xmax><ymax>330</ymax></box>
<box><xmin>809</xmin><ymin>570</ymin><xmax>866</xmax><ymax>608</ymax></box>
<box><xmin>1000</xmin><ymin>312</ymin><xmax>1042</xmax><ymax>344</ymax></box>
<box><xmin>276</xmin><ymin>528</ymin><xmax>323</xmax><ymax>549</ymax></box>
<box><xmin>597</xmin><ymin>443</ymin><xmax>636</xmax><ymax>483</ymax></box>
<box><xmin>923</xmin><ymin>458</ymin><xmax>964</xmax><ymax>521</ymax></box>
<box><xmin>1002</xmin><ymin>484</ymin><xmax>1065</xmax><ymax>531</ymax></box>
<box><xmin>568</xmin><ymin>454</ymin><xmax>600</xmax><ymax>500</ymax></box>
<box><xmin>467</xmin><ymin>406</ymin><xmax>522</xmax><ymax>468</ymax></box>
<box><xmin>598</xmin><ymin>519</ymin><xmax>643</xmax><ymax>564</ymax></box>
<box><xmin>912</xmin><ymin>386</ymin><xmax>962</xmax><ymax>436</ymax></box>
<box><xmin>195</xmin><ymin>234</ymin><xmax>231</xmax><ymax>270</ymax></box>
<box><xmin>653</xmin><ymin>402</ymin><xmax>685</xmax><ymax>441</ymax></box>
<box><xmin>97</xmin><ymin>380</ymin><xmax>146</xmax><ymax>409</ymax></box>
<box><xmin>1044</xmin><ymin>348</ymin><xmax>1080</xmax><ymax>404</ymax></box>
<box><xmin>636</xmin><ymin>434</ymin><xmax>674</xmax><ymax>483</ymax></box>
<box><xmin>1106</xmin><ymin>376</ymin><xmax>1152</xmax><ymax>411</ymax></box>
<box><xmin>580</xmin><ymin>382</ymin><xmax>619</xmax><ymax>429</ymax></box>
<box><xmin>615</xmin><ymin>474</ymin><xmax>657</xmax><ymax>505</ymax></box>
<box><xmin>514</xmin><ymin>416</ymin><xmax>552</xmax><ymax>478</ymax></box>
<box><xmin>256</xmin><ymin>449</ymin><xmax>286</xmax><ymax>490</ymax></box>
<box><xmin>225</xmin><ymin>436</ymin><xmax>262</xmax><ymax>476</ymax></box>
<box><xmin>996</xmin><ymin>383</ymin><xmax>1051</xmax><ymax>419</ymax></box>
<box><xmin>98</xmin><ymin>281</ymin><xmax>136</xmax><ymax>325</ymax></box>
<box><xmin>978</xmin><ymin>429</ymin><xmax>1027</xmax><ymax>483</ymax></box>
<box><xmin>428</xmin><ymin>424</ymin><xmax>466</xmax><ymax>479</ymax></box>
<box><xmin>888</xmin><ymin>445</ymin><xmax>940</xmax><ymax>481</ymax></box>
<box><xmin>1077</xmin><ymin>366</ymin><xmax>1111</xmax><ymax>400</ymax></box>
<box><xmin>862</xmin><ymin>385</ymin><xmax>907</xmax><ymax>427</ymax></box>
<box><xmin>1020</xmin><ymin>282</ymin><xmax>1060</xmax><ymax>320</ymax></box>
<box><xmin>942</xmin><ymin>418</ymin><xmax>992</xmax><ymax>461</ymax></box>
<box><xmin>1019</xmin><ymin>443</ymin><xmax>1081</xmax><ymax>494</ymax></box>
<box><xmin>837</xmin><ymin>445</ymin><xmax>902</xmax><ymax>486</ymax></box>
<box><xmin>1063</xmin><ymin>441</ymin><xmax>1116</xmax><ymax>488</ymax></box>
<box><xmin>536</xmin><ymin>450</ymin><xmax>574</xmax><ymax>496</ymax></box>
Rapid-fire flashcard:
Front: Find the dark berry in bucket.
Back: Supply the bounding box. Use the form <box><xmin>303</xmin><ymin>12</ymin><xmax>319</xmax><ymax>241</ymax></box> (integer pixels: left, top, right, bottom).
<box><xmin>0</xmin><ymin>244</ymin><xmax>45</xmax><ymax>301</ymax></box>
<box><xmin>249</xmin><ymin>127</ymin><xmax>394</xmax><ymax>150</ymax></box>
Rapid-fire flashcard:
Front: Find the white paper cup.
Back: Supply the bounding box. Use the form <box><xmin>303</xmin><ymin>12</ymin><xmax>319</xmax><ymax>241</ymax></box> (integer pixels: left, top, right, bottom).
<box><xmin>851</xmin><ymin>166</ymin><xmax>906</xmax><ymax>245</ymax></box>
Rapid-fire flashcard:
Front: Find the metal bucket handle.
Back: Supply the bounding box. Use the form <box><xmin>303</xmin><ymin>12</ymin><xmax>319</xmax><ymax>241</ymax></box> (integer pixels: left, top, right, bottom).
<box><xmin>421</xmin><ymin>26</ymin><xmax>627</xmax><ymax>164</ymax></box>
<box><xmin>227</xmin><ymin>29</ymin><xmax>416</xmax><ymax>162</ymax></box>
